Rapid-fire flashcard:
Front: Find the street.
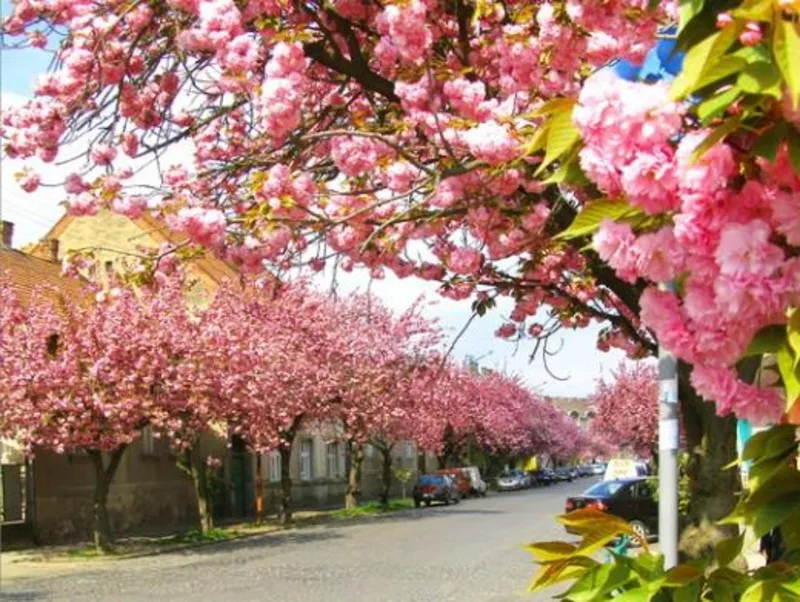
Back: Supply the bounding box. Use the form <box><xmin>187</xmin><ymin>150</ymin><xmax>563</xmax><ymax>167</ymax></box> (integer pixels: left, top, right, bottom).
<box><xmin>0</xmin><ymin>479</ymin><xmax>595</xmax><ymax>602</ymax></box>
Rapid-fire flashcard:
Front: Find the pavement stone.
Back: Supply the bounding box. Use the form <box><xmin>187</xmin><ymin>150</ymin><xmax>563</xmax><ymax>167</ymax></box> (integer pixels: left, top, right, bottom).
<box><xmin>0</xmin><ymin>480</ymin><xmax>592</xmax><ymax>601</ymax></box>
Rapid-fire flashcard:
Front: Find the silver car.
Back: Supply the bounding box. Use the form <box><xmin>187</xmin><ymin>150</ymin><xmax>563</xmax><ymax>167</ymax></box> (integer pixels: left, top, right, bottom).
<box><xmin>496</xmin><ymin>470</ymin><xmax>529</xmax><ymax>491</ymax></box>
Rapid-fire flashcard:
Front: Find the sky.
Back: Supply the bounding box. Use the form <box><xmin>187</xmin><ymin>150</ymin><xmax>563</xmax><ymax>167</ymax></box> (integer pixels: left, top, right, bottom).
<box><xmin>0</xmin><ymin>7</ymin><xmax>631</xmax><ymax>397</ymax></box>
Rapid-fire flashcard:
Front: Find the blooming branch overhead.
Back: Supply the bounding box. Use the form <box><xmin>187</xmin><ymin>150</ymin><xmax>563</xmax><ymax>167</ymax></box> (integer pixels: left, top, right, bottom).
<box><xmin>2</xmin><ymin>0</ymin><xmax>799</xmax><ymax>426</ymax></box>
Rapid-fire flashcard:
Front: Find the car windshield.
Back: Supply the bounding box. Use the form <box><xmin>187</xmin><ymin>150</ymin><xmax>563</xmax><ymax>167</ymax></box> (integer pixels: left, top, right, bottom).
<box><xmin>584</xmin><ymin>480</ymin><xmax>627</xmax><ymax>497</ymax></box>
<box><xmin>418</xmin><ymin>475</ymin><xmax>443</xmax><ymax>485</ymax></box>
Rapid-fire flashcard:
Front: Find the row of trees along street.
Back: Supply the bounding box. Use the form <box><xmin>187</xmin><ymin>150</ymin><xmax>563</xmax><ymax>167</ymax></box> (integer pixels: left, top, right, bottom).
<box><xmin>0</xmin><ymin>269</ymin><xmax>594</xmax><ymax>551</ymax></box>
<box><xmin>2</xmin><ymin>0</ymin><xmax>799</xmax><ymax>595</ymax></box>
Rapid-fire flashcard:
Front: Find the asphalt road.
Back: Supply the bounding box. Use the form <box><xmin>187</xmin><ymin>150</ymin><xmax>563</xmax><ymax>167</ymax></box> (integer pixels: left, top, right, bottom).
<box><xmin>0</xmin><ymin>478</ymin><xmax>599</xmax><ymax>602</ymax></box>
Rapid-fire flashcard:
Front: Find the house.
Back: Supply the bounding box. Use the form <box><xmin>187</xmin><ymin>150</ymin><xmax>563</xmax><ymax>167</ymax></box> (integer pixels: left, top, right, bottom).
<box><xmin>7</xmin><ymin>212</ymin><xmax>431</xmax><ymax>543</ymax></box>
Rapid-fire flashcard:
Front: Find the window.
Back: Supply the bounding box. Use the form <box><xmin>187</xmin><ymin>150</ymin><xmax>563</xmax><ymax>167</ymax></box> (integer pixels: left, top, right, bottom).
<box><xmin>299</xmin><ymin>440</ymin><xmax>313</xmax><ymax>481</ymax></box>
<box><xmin>326</xmin><ymin>442</ymin><xmax>341</xmax><ymax>478</ymax></box>
<box><xmin>141</xmin><ymin>425</ymin><xmax>156</xmax><ymax>456</ymax></box>
<box><xmin>268</xmin><ymin>451</ymin><xmax>281</xmax><ymax>483</ymax></box>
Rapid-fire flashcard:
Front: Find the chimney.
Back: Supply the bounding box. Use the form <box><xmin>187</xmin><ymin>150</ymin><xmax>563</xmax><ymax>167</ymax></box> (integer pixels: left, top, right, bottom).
<box><xmin>48</xmin><ymin>239</ymin><xmax>59</xmax><ymax>262</ymax></box>
<box><xmin>1</xmin><ymin>221</ymin><xmax>13</xmax><ymax>248</ymax></box>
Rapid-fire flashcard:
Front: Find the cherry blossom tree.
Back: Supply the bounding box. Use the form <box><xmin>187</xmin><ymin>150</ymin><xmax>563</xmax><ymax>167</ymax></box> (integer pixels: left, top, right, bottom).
<box><xmin>3</xmin><ymin>0</ymin><xmax>799</xmax><ymax>535</ymax></box>
<box><xmin>0</xmin><ymin>275</ymin><xmax>196</xmax><ymax>551</ymax></box>
<box><xmin>590</xmin><ymin>362</ymin><xmax>659</xmax><ymax>460</ymax></box>
<box><xmin>202</xmin><ymin>280</ymin><xmax>345</xmax><ymax>525</ymax></box>
<box><xmin>331</xmin><ymin>294</ymin><xmax>442</xmax><ymax>509</ymax></box>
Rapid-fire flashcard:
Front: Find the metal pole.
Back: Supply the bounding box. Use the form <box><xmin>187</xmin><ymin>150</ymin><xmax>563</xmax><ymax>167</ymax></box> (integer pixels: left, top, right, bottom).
<box><xmin>657</xmin><ymin>287</ymin><xmax>680</xmax><ymax>568</ymax></box>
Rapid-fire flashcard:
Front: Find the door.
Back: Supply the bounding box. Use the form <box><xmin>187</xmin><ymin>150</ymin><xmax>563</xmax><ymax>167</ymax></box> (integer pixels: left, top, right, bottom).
<box><xmin>229</xmin><ymin>436</ymin><xmax>253</xmax><ymax>518</ymax></box>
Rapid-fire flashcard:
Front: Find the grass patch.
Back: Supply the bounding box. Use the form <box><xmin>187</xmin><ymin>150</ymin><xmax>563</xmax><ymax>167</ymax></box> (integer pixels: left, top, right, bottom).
<box><xmin>331</xmin><ymin>498</ymin><xmax>415</xmax><ymax>519</ymax></box>
<box><xmin>158</xmin><ymin>527</ymin><xmax>238</xmax><ymax>546</ymax></box>
<box><xmin>65</xmin><ymin>547</ymin><xmax>113</xmax><ymax>560</ymax></box>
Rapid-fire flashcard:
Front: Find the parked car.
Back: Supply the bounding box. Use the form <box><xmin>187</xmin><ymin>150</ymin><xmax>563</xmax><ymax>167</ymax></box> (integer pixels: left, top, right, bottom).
<box><xmin>537</xmin><ymin>469</ymin><xmax>557</xmax><ymax>486</ymax></box>
<box><xmin>413</xmin><ymin>474</ymin><xmax>460</xmax><ymax>507</ymax></box>
<box><xmin>460</xmin><ymin>466</ymin><xmax>488</xmax><ymax>497</ymax></box>
<box><xmin>564</xmin><ymin>477</ymin><xmax>657</xmax><ymax>542</ymax></box>
<box><xmin>554</xmin><ymin>468</ymin><xmax>573</xmax><ymax>482</ymax></box>
<box><xmin>568</xmin><ymin>467</ymin><xmax>579</xmax><ymax>480</ymax></box>
<box><xmin>496</xmin><ymin>469</ymin><xmax>530</xmax><ymax>491</ymax></box>
<box><xmin>590</xmin><ymin>463</ymin><xmax>606</xmax><ymax>476</ymax></box>
<box><xmin>435</xmin><ymin>469</ymin><xmax>473</xmax><ymax>498</ymax></box>
<box><xmin>576</xmin><ymin>465</ymin><xmax>592</xmax><ymax>478</ymax></box>
<box><xmin>603</xmin><ymin>458</ymin><xmax>649</xmax><ymax>481</ymax></box>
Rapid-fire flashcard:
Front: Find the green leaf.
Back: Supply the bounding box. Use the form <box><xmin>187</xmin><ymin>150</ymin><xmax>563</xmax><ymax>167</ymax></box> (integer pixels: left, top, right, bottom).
<box><xmin>710</xmin><ymin>578</ymin><xmax>736</xmax><ymax>602</ymax></box>
<box><xmin>611</xmin><ymin>587</ymin><xmax>652</xmax><ymax>602</ymax></box>
<box><xmin>742</xmin><ymin>428</ymin><xmax>775</xmax><ymax>462</ymax></box>
<box><xmin>744</xmin><ymin>325</ymin><xmax>787</xmax><ymax>357</ymax></box>
<box><xmin>776</xmin><ymin>344</ymin><xmax>800</xmax><ymax>409</ymax></box>
<box><xmin>773</xmin><ymin>15</ymin><xmax>800</xmax><ymax>111</ymax></box>
<box><xmin>697</xmin><ymin>87</ymin><xmax>742</xmax><ymax>122</ymax></box>
<box><xmin>751</xmin><ymin>123</ymin><xmax>789</xmax><ymax>161</ymax></box>
<box><xmin>522</xmin><ymin>541</ymin><xmax>577</xmax><ymax>562</ymax></box>
<box><xmin>737</xmin><ymin>61</ymin><xmax>783</xmax><ymax>98</ymax></box>
<box><xmin>671</xmin><ymin>25</ymin><xmax>741</xmax><ymax>100</ymax></box>
<box><xmin>674</xmin><ymin>579</ymin><xmax>703</xmax><ymax>602</ymax></box>
<box><xmin>750</xmin><ymin>425</ymin><xmax>799</xmax><ymax>468</ymax></box>
<box><xmin>678</xmin><ymin>0</ymin><xmax>704</xmax><ymax>33</ymax></box>
<box><xmin>664</xmin><ymin>565</ymin><xmax>703</xmax><ymax>587</ymax></box>
<box><xmin>696</xmin><ymin>56</ymin><xmax>748</xmax><ymax>90</ymax></box>
<box><xmin>535</xmin><ymin>109</ymin><xmax>581</xmax><ymax>176</ymax></box>
<box><xmin>788</xmin><ymin>129</ymin><xmax>800</xmax><ymax>178</ymax></box>
<box><xmin>715</xmin><ymin>533</ymin><xmax>745</xmax><ymax>567</ymax></box>
<box><xmin>690</xmin><ymin>117</ymin><xmax>742</xmax><ymax>163</ymax></box>
<box><xmin>556</xmin><ymin>199</ymin><xmax>639</xmax><ymax>241</ymax></box>
<box><xmin>732</xmin><ymin>0</ymin><xmax>774</xmax><ymax>22</ymax></box>
<box><xmin>631</xmin><ymin>552</ymin><xmax>665</xmax><ymax>582</ymax></box>
<box><xmin>563</xmin><ymin>562</ymin><xmax>634</xmax><ymax>602</ymax></box>
<box><xmin>789</xmin><ymin>310</ymin><xmax>800</xmax><ymax>368</ymax></box>
<box><xmin>752</xmin><ymin>493</ymin><xmax>800</xmax><ymax>538</ymax></box>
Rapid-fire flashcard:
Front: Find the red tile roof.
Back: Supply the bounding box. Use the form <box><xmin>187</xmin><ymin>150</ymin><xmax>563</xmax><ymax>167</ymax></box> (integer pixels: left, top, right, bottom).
<box><xmin>0</xmin><ymin>247</ymin><xmax>83</xmax><ymax>308</ymax></box>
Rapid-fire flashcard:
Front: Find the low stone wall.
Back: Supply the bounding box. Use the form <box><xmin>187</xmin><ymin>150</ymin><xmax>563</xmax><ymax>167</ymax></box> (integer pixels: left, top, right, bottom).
<box><xmin>34</xmin><ymin>480</ymin><xmax>197</xmax><ymax>544</ymax></box>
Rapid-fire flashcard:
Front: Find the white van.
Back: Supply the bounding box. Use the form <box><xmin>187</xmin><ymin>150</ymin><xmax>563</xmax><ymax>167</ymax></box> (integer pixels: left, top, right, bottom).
<box><xmin>603</xmin><ymin>458</ymin><xmax>649</xmax><ymax>481</ymax></box>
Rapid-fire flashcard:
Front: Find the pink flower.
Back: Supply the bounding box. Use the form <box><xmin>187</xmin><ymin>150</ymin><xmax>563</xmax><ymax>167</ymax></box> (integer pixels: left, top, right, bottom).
<box><xmin>65</xmin><ymin>173</ymin><xmax>89</xmax><ymax>194</ymax></box>
<box><xmin>16</xmin><ymin>168</ymin><xmax>40</xmax><ymax>193</ymax></box>
<box><xmin>443</xmin><ymin>78</ymin><xmax>486</xmax><ymax>118</ymax></box>
<box><xmin>620</xmin><ymin>151</ymin><xmax>679</xmax><ymax>214</ymax></box>
<box><xmin>463</xmin><ymin>122</ymin><xmax>518</xmax><ymax>165</ymax></box>
<box><xmin>383</xmin><ymin>0</ymin><xmax>432</xmax><ymax>64</ymax></box>
<box><xmin>632</xmin><ymin>227</ymin><xmax>683</xmax><ymax>282</ymax></box>
<box><xmin>592</xmin><ymin>220</ymin><xmax>638</xmax><ymax>282</ymax></box>
<box><xmin>715</xmin><ymin>219</ymin><xmax>784</xmax><ymax>278</ymax></box>
<box><xmin>330</xmin><ymin>136</ymin><xmax>385</xmax><ymax>177</ymax></box>
<box><xmin>496</xmin><ymin>323</ymin><xmax>518</xmax><ymax>338</ymax></box>
<box><xmin>121</xmin><ymin>133</ymin><xmax>138</xmax><ymax>158</ymax></box>
<box><xmin>676</xmin><ymin>131</ymin><xmax>736</xmax><ymax>197</ymax></box>
<box><xmin>739</xmin><ymin>22</ymin><xmax>763</xmax><ymax>46</ymax></box>
<box><xmin>384</xmin><ymin>161</ymin><xmax>420</xmax><ymax>193</ymax></box>
<box><xmin>170</xmin><ymin>207</ymin><xmax>227</xmax><ymax>246</ymax></box>
<box><xmin>112</xmin><ymin>195</ymin><xmax>148</xmax><ymax>219</ymax></box>
<box><xmin>260</xmin><ymin>78</ymin><xmax>302</xmax><ymax>140</ymax></box>
<box><xmin>220</xmin><ymin>34</ymin><xmax>260</xmax><ymax>72</ymax></box>
<box><xmin>716</xmin><ymin>12</ymin><xmax>734</xmax><ymax>28</ymax></box>
<box><xmin>90</xmin><ymin>144</ymin><xmax>117</xmax><ymax>166</ymax></box>
<box><xmin>66</xmin><ymin>192</ymin><xmax>99</xmax><ymax>216</ymax></box>
<box><xmin>772</xmin><ymin>189</ymin><xmax>800</xmax><ymax>245</ymax></box>
<box><xmin>449</xmin><ymin>247</ymin><xmax>483</xmax><ymax>276</ymax></box>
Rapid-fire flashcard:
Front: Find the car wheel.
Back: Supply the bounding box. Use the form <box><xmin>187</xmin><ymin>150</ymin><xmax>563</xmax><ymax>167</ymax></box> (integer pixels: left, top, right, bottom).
<box><xmin>453</xmin><ymin>494</ymin><xmax>460</xmax><ymax>505</ymax></box>
<box><xmin>414</xmin><ymin>499</ymin><xmax>421</xmax><ymax>508</ymax></box>
<box><xmin>629</xmin><ymin>520</ymin><xmax>649</xmax><ymax>545</ymax></box>
<box><xmin>424</xmin><ymin>500</ymin><xmax>431</xmax><ymax>507</ymax></box>
<box><xmin>444</xmin><ymin>495</ymin><xmax>450</xmax><ymax>505</ymax></box>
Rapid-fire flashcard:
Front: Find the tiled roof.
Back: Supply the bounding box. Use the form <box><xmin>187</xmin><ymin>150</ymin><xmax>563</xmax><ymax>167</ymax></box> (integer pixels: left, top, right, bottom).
<box><xmin>547</xmin><ymin>396</ymin><xmax>593</xmax><ymax>415</ymax></box>
<box><xmin>0</xmin><ymin>247</ymin><xmax>83</xmax><ymax>307</ymax></box>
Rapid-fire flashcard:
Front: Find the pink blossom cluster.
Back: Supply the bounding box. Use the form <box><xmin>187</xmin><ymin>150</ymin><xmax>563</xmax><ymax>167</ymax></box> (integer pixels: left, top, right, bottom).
<box><xmin>168</xmin><ymin>207</ymin><xmax>228</xmax><ymax>247</ymax></box>
<box><xmin>574</xmin><ymin>70</ymin><xmax>684</xmax><ymax>213</ymax></box>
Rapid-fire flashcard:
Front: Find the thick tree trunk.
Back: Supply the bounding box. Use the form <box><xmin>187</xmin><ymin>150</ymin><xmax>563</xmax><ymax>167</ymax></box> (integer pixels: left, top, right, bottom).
<box><xmin>378</xmin><ymin>444</ymin><xmax>394</xmax><ymax>510</ymax></box>
<box><xmin>279</xmin><ymin>444</ymin><xmax>293</xmax><ymax>526</ymax></box>
<box><xmin>678</xmin><ymin>364</ymin><xmax>740</xmax><ymax>558</ymax></box>
<box><xmin>345</xmin><ymin>441</ymin><xmax>364</xmax><ymax>509</ymax></box>
<box><xmin>185</xmin><ymin>447</ymin><xmax>214</xmax><ymax>534</ymax></box>
<box><xmin>88</xmin><ymin>447</ymin><xmax>126</xmax><ymax>552</ymax></box>
<box><xmin>278</xmin><ymin>416</ymin><xmax>303</xmax><ymax>526</ymax></box>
